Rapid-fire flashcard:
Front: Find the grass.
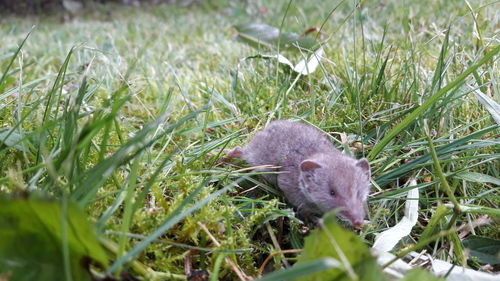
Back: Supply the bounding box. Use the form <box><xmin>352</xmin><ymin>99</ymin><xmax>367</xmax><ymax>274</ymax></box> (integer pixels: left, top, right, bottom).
<box><xmin>0</xmin><ymin>0</ymin><xmax>499</xmax><ymax>280</ymax></box>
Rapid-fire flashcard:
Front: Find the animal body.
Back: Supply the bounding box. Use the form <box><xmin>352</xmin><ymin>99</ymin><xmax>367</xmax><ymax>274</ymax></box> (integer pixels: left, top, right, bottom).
<box><xmin>226</xmin><ymin>120</ymin><xmax>371</xmax><ymax>227</ymax></box>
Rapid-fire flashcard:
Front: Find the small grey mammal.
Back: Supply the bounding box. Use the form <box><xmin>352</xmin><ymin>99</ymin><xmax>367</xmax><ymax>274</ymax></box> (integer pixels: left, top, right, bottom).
<box><xmin>225</xmin><ymin>120</ymin><xmax>371</xmax><ymax>227</ymax></box>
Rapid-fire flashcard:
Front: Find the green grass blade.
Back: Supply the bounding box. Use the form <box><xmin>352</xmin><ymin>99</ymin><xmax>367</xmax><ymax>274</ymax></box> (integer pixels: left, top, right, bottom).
<box><xmin>71</xmin><ymin>106</ymin><xmax>206</xmax><ymax>206</ymax></box>
<box><xmin>0</xmin><ymin>29</ymin><xmax>33</xmax><ymax>87</ymax></box>
<box><xmin>368</xmin><ymin>44</ymin><xmax>500</xmax><ymax>160</ymax></box>
<box><xmin>420</xmin><ymin>204</ymin><xmax>450</xmax><ymax>241</ymax></box>
<box><xmin>375</xmin><ymin>125</ymin><xmax>497</xmax><ymax>186</ymax></box>
<box><xmin>116</xmin><ymin>153</ymin><xmax>142</xmax><ymax>274</ymax></box>
<box><xmin>429</xmin><ymin>26</ymin><xmax>450</xmax><ymax>94</ymax></box>
<box><xmin>36</xmin><ymin>46</ymin><xmax>76</xmax><ymax>165</ymax></box>
<box><xmin>256</xmin><ymin>258</ymin><xmax>340</xmax><ymax>281</ymax></box>
<box><xmin>106</xmin><ymin>177</ymin><xmax>242</xmax><ymax>274</ymax></box>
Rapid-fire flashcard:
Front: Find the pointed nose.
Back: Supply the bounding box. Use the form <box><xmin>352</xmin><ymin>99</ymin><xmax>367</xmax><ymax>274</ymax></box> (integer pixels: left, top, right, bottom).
<box><xmin>352</xmin><ymin>219</ymin><xmax>364</xmax><ymax>229</ymax></box>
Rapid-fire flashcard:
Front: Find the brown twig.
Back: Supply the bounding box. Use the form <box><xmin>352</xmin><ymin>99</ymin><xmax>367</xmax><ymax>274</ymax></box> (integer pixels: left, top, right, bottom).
<box><xmin>257</xmin><ymin>249</ymin><xmax>303</xmax><ymax>277</ymax></box>
<box><xmin>232</xmin><ymin>165</ymin><xmax>281</xmax><ymax>173</ymax></box>
<box><xmin>301</xmin><ymin>27</ymin><xmax>326</xmax><ymax>40</ymax></box>
<box><xmin>458</xmin><ymin>215</ymin><xmax>490</xmax><ymax>239</ymax></box>
<box><xmin>265</xmin><ymin>222</ymin><xmax>291</xmax><ymax>269</ymax></box>
<box><xmin>237</xmin><ymin>185</ymin><xmax>259</xmax><ymax>195</ymax></box>
<box><xmin>184</xmin><ymin>250</ymin><xmax>192</xmax><ymax>276</ymax></box>
<box><xmin>197</xmin><ymin>222</ymin><xmax>253</xmax><ymax>281</ymax></box>
<box><xmin>408</xmin><ymin>250</ymin><xmax>427</xmax><ymax>266</ymax></box>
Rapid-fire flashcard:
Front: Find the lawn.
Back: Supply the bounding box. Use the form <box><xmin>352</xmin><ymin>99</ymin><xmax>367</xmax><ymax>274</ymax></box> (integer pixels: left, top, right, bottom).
<box><xmin>0</xmin><ymin>0</ymin><xmax>499</xmax><ymax>280</ymax></box>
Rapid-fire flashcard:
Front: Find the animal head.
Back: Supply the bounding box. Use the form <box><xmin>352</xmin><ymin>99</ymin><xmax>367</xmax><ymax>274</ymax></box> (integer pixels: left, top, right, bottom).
<box><xmin>298</xmin><ymin>153</ymin><xmax>371</xmax><ymax>227</ymax></box>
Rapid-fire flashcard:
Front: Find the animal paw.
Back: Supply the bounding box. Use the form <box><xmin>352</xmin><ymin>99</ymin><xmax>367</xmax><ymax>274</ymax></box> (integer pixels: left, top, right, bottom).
<box><xmin>224</xmin><ymin>146</ymin><xmax>243</xmax><ymax>158</ymax></box>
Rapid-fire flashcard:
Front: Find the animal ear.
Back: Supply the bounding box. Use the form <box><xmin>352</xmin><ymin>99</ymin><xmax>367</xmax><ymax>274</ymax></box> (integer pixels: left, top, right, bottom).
<box><xmin>300</xmin><ymin>160</ymin><xmax>322</xmax><ymax>172</ymax></box>
<box><xmin>356</xmin><ymin>158</ymin><xmax>371</xmax><ymax>178</ymax></box>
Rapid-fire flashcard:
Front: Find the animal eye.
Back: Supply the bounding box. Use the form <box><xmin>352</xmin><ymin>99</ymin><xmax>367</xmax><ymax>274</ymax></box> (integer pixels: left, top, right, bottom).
<box><xmin>330</xmin><ymin>190</ymin><xmax>336</xmax><ymax>197</ymax></box>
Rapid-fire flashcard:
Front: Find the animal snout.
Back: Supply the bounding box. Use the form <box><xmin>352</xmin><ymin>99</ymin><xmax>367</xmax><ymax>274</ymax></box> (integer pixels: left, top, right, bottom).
<box><xmin>338</xmin><ymin>209</ymin><xmax>365</xmax><ymax>228</ymax></box>
<box><xmin>352</xmin><ymin>219</ymin><xmax>364</xmax><ymax>229</ymax></box>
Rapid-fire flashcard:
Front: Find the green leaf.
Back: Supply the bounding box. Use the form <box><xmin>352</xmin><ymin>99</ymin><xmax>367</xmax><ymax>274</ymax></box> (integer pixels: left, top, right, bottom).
<box><xmin>0</xmin><ymin>196</ymin><xmax>108</xmax><ymax>281</ymax></box>
<box><xmin>400</xmin><ymin>268</ymin><xmax>444</xmax><ymax>281</ymax></box>
<box><xmin>234</xmin><ymin>23</ymin><xmax>319</xmax><ymax>52</ymax></box>
<box><xmin>0</xmin><ymin>127</ymin><xmax>30</xmax><ymax>152</ymax></box>
<box><xmin>454</xmin><ymin>172</ymin><xmax>500</xmax><ymax>186</ymax></box>
<box><xmin>257</xmin><ymin>258</ymin><xmax>340</xmax><ymax>281</ymax></box>
<box><xmin>242</xmin><ymin>46</ymin><xmax>325</xmax><ymax>76</ymax></box>
<box><xmin>295</xmin><ymin>212</ymin><xmax>387</xmax><ymax>281</ymax></box>
<box><xmin>462</xmin><ymin>236</ymin><xmax>500</xmax><ymax>265</ymax></box>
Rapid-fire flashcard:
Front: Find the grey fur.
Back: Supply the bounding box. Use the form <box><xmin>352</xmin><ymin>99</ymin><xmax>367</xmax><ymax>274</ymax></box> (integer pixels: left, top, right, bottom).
<box><xmin>233</xmin><ymin>120</ymin><xmax>371</xmax><ymax>226</ymax></box>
